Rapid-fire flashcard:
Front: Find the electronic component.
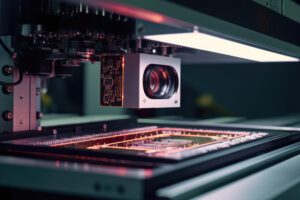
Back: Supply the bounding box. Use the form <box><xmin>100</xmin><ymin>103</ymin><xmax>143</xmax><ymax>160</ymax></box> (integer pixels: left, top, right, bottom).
<box><xmin>11</xmin><ymin>126</ymin><xmax>268</xmax><ymax>160</ymax></box>
<box><xmin>100</xmin><ymin>53</ymin><xmax>181</xmax><ymax>108</ymax></box>
<box><xmin>100</xmin><ymin>55</ymin><xmax>124</xmax><ymax>106</ymax></box>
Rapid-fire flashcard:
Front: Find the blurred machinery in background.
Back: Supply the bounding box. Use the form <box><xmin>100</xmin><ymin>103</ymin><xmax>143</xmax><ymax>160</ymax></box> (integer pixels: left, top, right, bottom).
<box><xmin>0</xmin><ymin>0</ymin><xmax>182</xmax><ymax>133</ymax></box>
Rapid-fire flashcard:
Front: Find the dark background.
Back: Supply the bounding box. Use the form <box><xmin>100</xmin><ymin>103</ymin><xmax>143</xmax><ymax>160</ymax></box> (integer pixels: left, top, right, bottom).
<box><xmin>44</xmin><ymin>61</ymin><xmax>300</xmax><ymax>120</ymax></box>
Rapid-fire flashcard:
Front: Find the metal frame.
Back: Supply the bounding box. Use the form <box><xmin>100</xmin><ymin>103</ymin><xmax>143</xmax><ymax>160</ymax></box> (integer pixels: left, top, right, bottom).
<box><xmin>1</xmin><ymin>120</ymin><xmax>300</xmax><ymax>199</ymax></box>
<box><xmin>67</xmin><ymin>0</ymin><xmax>300</xmax><ymax>59</ymax></box>
<box><xmin>0</xmin><ymin>37</ymin><xmax>40</xmax><ymax>133</ymax></box>
<box><xmin>157</xmin><ymin>141</ymin><xmax>300</xmax><ymax>200</ymax></box>
<box><xmin>0</xmin><ymin>71</ymin><xmax>40</xmax><ymax>133</ymax></box>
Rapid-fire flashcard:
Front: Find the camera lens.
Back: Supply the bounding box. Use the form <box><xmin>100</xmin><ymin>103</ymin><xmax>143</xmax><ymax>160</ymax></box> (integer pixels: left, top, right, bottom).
<box><xmin>143</xmin><ymin>64</ymin><xmax>179</xmax><ymax>99</ymax></box>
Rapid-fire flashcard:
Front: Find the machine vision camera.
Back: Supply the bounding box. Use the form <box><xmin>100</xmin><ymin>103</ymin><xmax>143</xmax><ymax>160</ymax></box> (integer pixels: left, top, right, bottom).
<box><xmin>100</xmin><ymin>53</ymin><xmax>181</xmax><ymax>108</ymax></box>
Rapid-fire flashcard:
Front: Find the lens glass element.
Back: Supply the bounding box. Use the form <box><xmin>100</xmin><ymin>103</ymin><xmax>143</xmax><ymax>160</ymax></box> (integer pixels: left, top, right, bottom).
<box><xmin>143</xmin><ymin>64</ymin><xmax>178</xmax><ymax>99</ymax></box>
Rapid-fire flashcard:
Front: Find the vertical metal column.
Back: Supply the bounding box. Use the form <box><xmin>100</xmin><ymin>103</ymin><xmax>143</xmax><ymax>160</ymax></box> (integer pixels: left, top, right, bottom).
<box><xmin>12</xmin><ymin>74</ymin><xmax>40</xmax><ymax>132</ymax></box>
<box><xmin>0</xmin><ymin>37</ymin><xmax>14</xmax><ymax>133</ymax></box>
<box><xmin>0</xmin><ymin>72</ymin><xmax>41</xmax><ymax>134</ymax></box>
<box><xmin>0</xmin><ymin>38</ymin><xmax>40</xmax><ymax>134</ymax></box>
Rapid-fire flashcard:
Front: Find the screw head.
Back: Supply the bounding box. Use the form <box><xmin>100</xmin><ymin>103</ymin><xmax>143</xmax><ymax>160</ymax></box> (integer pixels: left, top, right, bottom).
<box><xmin>102</xmin><ymin>124</ymin><xmax>107</xmax><ymax>131</ymax></box>
<box><xmin>2</xmin><ymin>85</ymin><xmax>13</xmax><ymax>94</ymax></box>
<box><xmin>2</xmin><ymin>65</ymin><xmax>13</xmax><ymax>76</ymax></box>
<box><xmin>36</xmin><ymin>88</ymin><xmax>41</xmax><ymax>95</ymax></box>
<box><xmin>2</xmin><ymin>111</ymin><xmax>13</xmax><ymax>121</ymax></box>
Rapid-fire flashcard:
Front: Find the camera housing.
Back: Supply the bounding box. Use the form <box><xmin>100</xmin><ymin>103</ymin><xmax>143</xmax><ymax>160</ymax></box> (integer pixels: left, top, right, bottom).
<box><xmin>100</xmin><ymin>53</ymin><xmax>181</xmax><ymax>108</ymax></box>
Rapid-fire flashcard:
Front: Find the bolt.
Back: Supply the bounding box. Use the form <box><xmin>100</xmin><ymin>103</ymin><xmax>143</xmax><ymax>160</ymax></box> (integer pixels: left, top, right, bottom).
<box><xmin>52</xmin><ymin>129</ymin><xmax>58</xmax><ymax>135</ymax></box>
<box><xmin>36</xmin><ymin>88</ymin><xmax>41</xmax><ymax>95</ymax></box>
<box><xmin>102</xmin><ymin>123</ymin><xmax>107</xmax><ymax>131</ymax></box>
<box><xmin>2</xmin><ymin>85</ymin><xmax>13</xmax><ymax>94</ymax></box>
<box><xmin>2</xmin><ymin>65</ymin><xmax>13</xmax><ymax>76</ymax></box>
<box><xmin>36</xmin><ymin>112</ymin><xmax>44</xmax><ymax>119</ymax></box>
<box><xmin>2</xmin><ymin>111</ymin><xmax>13</xmax><ymax>121</ymax></box>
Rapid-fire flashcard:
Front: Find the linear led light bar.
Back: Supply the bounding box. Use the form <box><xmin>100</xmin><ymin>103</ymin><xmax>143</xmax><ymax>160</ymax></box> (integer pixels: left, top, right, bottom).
<box><xmin>144</xmin><ymin>32</ymin><xmax>299</xmax><ymax>62</ymax></box>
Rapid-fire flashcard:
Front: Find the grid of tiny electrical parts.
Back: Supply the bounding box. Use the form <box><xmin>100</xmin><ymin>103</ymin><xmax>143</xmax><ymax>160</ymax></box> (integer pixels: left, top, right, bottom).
<box><xmin>100</xmin><ymin>55</ymin><xmax>124</xmax><ymax>106</ymax></box>
<box><xmin>10</xmin><ymin>126</ymin><xmax>268</xmax><ymax>160</ymax></box>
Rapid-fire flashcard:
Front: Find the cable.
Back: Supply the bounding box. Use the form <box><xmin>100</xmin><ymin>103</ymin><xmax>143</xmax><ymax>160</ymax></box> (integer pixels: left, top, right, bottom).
<box><xmin>0</xmin><ymin>37</ymin><xmax>23</xmax><ymax>85</ymax></box>
<box><xmin>0</xmin><ymin>37</ymin><xmax>13</xmax><ymax>57</ymax></box>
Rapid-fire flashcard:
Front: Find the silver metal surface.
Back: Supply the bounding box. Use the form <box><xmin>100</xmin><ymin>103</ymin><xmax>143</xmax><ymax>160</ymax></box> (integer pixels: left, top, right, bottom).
<box><xmin>0</xmin><ymin>155</ymin><xmax>145</xmax><ymax>200</ymax></box>
<box><xmin>194</xmin><ymin>154</ymin><xmax>300</xmax><ymax>200</ymax></box>
<box><xmin>123</xmin><ymin>53</ymin><xmax>181</xmax><ymax>108</ymax></box>
<box><xmin>157</xmin><ymin>142</ymin><xmax>300</xmax><ymax>200</ymax></box>
<box><xmin>12</xmin><ymin>75</ymin><xmax>40</xmax><ymax>131</ymax></box>
<box><xmin>139</xmin><ymin>118</ymin><xmax>300</xmax><ymax>132</ymax></box>
<box><xmin>231</xmin><ymin>114</ymin><xmax>300</xmax><ymax>126</ymax></box>
<box><xmin>41</xmin><ymin>114</ymin><xmax>131</xmax><ymax>127</ymax></box>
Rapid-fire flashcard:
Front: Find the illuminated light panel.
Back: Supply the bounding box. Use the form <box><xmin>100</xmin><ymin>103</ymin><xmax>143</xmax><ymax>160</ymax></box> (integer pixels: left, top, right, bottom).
<box><xmin>144</xmin><ymin>32</ymin><xmax>299</xmax><ymax>62</ymax></box>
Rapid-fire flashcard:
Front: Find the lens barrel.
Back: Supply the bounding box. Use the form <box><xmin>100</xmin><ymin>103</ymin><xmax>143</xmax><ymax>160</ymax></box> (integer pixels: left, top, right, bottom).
<box><xmin>143</xmin><ymin>64</ymin><xmax>178</xmax><ymax>99</ymax></box>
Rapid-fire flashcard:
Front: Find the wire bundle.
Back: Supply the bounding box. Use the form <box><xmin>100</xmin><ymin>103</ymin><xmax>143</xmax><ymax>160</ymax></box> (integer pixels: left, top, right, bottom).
<box><xmin>0</xmin><ymin>37</ymin><xmax>23</xmax><ymax>85</ymax></box>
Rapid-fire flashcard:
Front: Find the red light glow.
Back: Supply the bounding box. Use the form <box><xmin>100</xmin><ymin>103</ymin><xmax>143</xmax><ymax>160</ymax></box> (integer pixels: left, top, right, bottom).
<box><xmin>94</xmin><ymin>1</ymin><xmax>166</xmax><ymax>24</ymax></box>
